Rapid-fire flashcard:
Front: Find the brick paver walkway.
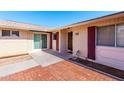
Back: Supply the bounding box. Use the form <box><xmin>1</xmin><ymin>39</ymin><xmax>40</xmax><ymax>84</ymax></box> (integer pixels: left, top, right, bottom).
<box><xmin>0</xmin><ymin>61</ymin><xmax>116</xmax><ymax>81</ymax></box>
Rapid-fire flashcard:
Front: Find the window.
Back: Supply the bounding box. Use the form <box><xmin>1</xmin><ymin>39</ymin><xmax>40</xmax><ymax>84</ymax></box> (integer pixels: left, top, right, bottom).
<box><xmin>12</xmin><ymin>31</ymin><xmax>19</xmax><ymax>37</ymax></box>
<box><xmin>116</xmin><ymin>24</ymin><xmax>124</xmax><ymax>47</ymax></box>
<box><xmin>97</xmin><ymin>25</ymin><xmax>115</xmax><ymax>46</ymax></box>
<box><xmin>2</xmin><ymin>30</ymin><xmax>10</xmax><ymax>36</ymax></box>
<box><xmin>53</xmin><ymin>33</ymin><xmax>56</xmax><ymax>40</ymax></box>
<box><xmin>1</xmin><ymin>30</ymin><xmax>19</xmax><ymax>37</ymax></box>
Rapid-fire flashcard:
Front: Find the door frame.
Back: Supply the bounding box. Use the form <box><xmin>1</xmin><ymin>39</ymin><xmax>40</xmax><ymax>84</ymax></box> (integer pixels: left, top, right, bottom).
<box><xmin>34</xmin><ymin>33</ymin><xmax>48</xmax><ymax>50</ymax></box>
<box><xmin>68</xmin><ymin>31</ymin><xmax>73</xmax><ymax>52</ymax></box>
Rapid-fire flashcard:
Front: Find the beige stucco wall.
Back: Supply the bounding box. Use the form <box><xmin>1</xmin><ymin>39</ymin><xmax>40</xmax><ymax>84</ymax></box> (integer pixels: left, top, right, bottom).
<box><xmin>0</xmin><ymin>28</ymin><xmax>33</xmax><ymax>57</ymax></box>
<box><xmin>59</xmin><ymin>29</ymin><xmax>68</xmax><ymax>53</ymax></box>
<box><xmin>71</xmin><ymin>27</ymin><xmax>88</xmax><ymax>58</ymax></box>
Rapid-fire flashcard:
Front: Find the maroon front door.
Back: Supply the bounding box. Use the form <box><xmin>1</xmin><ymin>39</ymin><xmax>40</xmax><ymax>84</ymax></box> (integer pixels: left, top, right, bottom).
<box><xmin>56</xmin><ymin>32</ymin><xmax>59</xmax><ymax>51</ymax></box>
<box><xmin>88</xmin><ymin>26</ymin><xmax>96</xmax><ymax>60</ymax></box>
<box><xmin>49</xmin><ymin>32</ymin><xmax>52</xmax><ymax>49</ymax></box>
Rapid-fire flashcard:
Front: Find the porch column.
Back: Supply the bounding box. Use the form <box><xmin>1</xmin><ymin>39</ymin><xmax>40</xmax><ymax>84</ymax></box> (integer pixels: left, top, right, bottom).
<box><xmin>49</xmin><ymin>32</ymin><xmax>52</xmax><ymax>49</ymax></box>
<box><xmin>88</xmin><ymin>26</ymin><xmax>96</xmax><ymax>60</ymax></box>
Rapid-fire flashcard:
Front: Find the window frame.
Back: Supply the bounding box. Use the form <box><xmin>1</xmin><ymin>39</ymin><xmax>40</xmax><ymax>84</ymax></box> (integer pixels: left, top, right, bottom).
<box><xmin>96</xmin><ymin>23</ymin><xmax>124</xmax><ymax>48</ymax></box>
<box><xmin>116</xmin><ymin>23</ymin><xmax>124</xmax><ymax>47</ymax></box>
<box><xmin>96</xmin><ymin>24</ymin><xmax>116</xmax><ymax>47</ymax></box>
<box><xmin>2</xmin><ymin>30</ymin><xmax>11</xmax><ymax>37</ymax></box>
<box><xmin>1</xmin><ymin>30</ymin><xmax>20</xmax><ymax>37</ymax></box>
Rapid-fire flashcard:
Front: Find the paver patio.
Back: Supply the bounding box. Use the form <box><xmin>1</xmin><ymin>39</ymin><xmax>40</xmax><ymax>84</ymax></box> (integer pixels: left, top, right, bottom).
<box><xmin>0</xmin><ymin>50</ymin><xmax>116</xmax><ymax>81</ymax></box>
<box><xmin>0</xmin><ymin>61</ymin><xmax>116</xmax><ymax>80</ymax></box>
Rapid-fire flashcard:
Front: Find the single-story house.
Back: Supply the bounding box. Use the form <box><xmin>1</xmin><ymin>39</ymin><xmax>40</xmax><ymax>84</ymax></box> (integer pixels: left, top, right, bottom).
<box><xmin>0</xmin><ymin>12</ymin><xmax>124</xmax><ymax>71</ymax></box>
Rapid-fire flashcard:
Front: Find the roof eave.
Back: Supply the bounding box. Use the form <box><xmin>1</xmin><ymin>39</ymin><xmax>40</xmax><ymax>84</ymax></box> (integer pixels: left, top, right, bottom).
<box><xmin>49</xmin><ymin>11</ymin><xmax>124</xmax><ymax>31</ymax></box>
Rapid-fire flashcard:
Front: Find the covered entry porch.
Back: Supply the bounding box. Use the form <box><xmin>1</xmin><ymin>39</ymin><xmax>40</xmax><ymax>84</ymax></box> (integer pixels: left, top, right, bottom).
<box><xmin>59</xmin><ymin>28</ymin><xmax>73</xmax><ymax>54</ymax></box>
<box><xmin>58</xmin><ymin>27</ymin><xmax>88</xmax><ymax>60</ymax></box>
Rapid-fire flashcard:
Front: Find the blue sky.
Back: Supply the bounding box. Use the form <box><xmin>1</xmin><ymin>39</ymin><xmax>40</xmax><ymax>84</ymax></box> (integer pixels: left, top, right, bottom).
<box><xmin>0</xmin><ymin>11</ymin><xmax>118</xmax><ymax>28</ymax></box>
